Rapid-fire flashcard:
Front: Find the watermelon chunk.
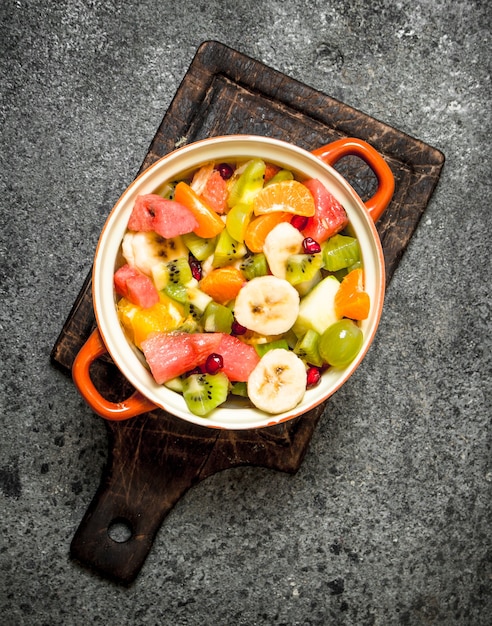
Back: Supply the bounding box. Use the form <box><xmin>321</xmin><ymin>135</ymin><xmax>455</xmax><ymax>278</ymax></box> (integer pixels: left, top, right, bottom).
<box><xmin>128</xmin><ymin>194</ymin><xmax>199</xmax><ymax>238</ymax></box>
<box><xmin>141</xmin><ymin>332</ymin><xmax>222</xmax><ymax>384</ymax></box>
<box><xmin>114</xmin><ymin>264</ymin><xmax>159</xmax><ymax>308</ymax></box>
<box><xmin>216</xmin><ymin>334</ymin><xmax>260</xmax><ymax>382</ymax></box>
<box><xmin>141</xmin><ymin>331</ymin><xmax>260</xmax><ymax>385</ymax></box>
<box><xmin>301</xmin><ymin>179</ymin><xmax>348</xmax><ymax>243</ymax></box>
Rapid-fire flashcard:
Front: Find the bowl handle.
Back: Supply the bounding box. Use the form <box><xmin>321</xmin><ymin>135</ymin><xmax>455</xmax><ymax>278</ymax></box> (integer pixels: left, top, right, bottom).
<box><xmin>311</xmin><ymin>138</ymin><xmax>395</xmax><ymax>222</ymax></box>
<box><xmin>72</xmin><ymin>328</ymin><xmax>158</xmax><ymax>420</ymax></box>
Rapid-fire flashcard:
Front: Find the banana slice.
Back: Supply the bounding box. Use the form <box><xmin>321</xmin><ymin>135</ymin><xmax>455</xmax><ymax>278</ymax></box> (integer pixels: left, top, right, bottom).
<box><xmin>234</xmin><ymin>275</ymin><xmax>300</xmax><ymax>335</ymax></box>
<box><xmin>122</xmin><ymin>231</ymin><xmax>187</xmax><ymax>276</ymax></box>
<box><xmin>247</xmin><ymin>348</ymin><xmax>307</xmax><ymax>414</ymax></box>
<box><xmin>263</xmin><ymin>222</ymin><xmax>304</xmax><ymax>279</ymax></box>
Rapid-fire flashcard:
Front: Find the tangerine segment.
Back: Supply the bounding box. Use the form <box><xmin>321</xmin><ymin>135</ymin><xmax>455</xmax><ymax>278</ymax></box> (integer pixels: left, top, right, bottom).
<box><xmin>200</xmin><ymin>266</ymin><xmax>245</xmax><ymax>305</ymax></box>
<box><xmin>253</xmin><ymin>180</ymin><xmax>316</xmax><ymax>217</ymax></box>
<box><xmin>174</xmin><ymin>181</ymin><xmax>225</xmax><ymax>238</ymax></box>
<box><xmin>117</xmin><ymin>295</ymin><xmax>184</xmax><ymax>348</ymax></box>
<box><xmin>334</xmin><ymin>268</ymin><xmax>370</xmax><ymax>320</ymax></box>
<box><xmin>244</xmin><ymin>211</ymin><xmax>292</xmax><ymax>253</ymax></box>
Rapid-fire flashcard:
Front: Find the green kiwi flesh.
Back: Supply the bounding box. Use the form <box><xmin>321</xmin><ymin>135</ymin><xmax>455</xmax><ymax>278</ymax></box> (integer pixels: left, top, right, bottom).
<box><xmin>182</xmin><ymin>371</ymin><xmax>230</xmax><ymax>416</ymax></box>
<box><xmin>285</xmin><ymin>253</ymin><xmax>323</xmax><ymax>285</ymax></box>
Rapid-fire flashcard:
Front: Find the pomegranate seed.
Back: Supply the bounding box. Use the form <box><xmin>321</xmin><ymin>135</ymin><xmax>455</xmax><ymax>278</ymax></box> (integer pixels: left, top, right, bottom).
<box><xmin>205</xmin><ymin>353</ymin><xmax>224</xmax><ymax>375</ymax></box>
<box><xmin>217</xmin><ymin>163</ymin><xmax>234</xmax><ymax>180</ymax></box>
<box><xmin>188</xmin><ymin>253</ymin><xmax>202</xmax><ymax>281</ymax></box>
<box><xmin>303</xmin><ymin>237</ymin><xmax>321</xmax><ymax>254</ymax></box>
<box><xmin>231</xmin><ymin>319</ymin><xmax>247</xmax><ymax>335</ymax></box>
<box><xmin>290</xmin><ymin>215</ymin><xmax>309</xmax><ymax>231</ymax></box>
<box><xmin>306</xmin><ymin>366</ymin><xmax>322</xmax><ymax>388</ymax></box>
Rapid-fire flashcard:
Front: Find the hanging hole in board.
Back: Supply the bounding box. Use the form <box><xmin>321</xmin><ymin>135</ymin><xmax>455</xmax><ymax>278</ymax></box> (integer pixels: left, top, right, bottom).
<box><xmin>108</xmin><ymin>518</ymin><xmax>133</xmax><ymax>543</ymax></box>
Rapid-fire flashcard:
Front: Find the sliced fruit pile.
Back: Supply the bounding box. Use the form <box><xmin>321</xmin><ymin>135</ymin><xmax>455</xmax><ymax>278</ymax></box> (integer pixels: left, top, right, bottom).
<box><xmin>113</xmin><ymin>158</ymin><xmax>371</xmax><ymax>417</ymax></box>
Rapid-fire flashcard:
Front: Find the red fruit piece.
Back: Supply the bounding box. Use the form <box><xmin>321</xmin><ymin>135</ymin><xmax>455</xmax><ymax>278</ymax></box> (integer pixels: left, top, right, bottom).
<box><xmin>205</xmin><ymin>353</ymin><xmax>224</xmax><ymax>374</ymax></box>
<box><xmin>141</xmin><ymin>332</ymin><xmax>222</xmax><ymax>384</ymax></box>
<box><xmin>302</xmin><ymin>237</ymin><xmax>321</xmax><ymax>254</ymax></box>
<box><xmin>216</xmin><ymin>334</ymin><xmax>260</xmax><ymax>382</ymax></box>
<box><xmin>200</xmin><ymin>169</ymin><xmax>229</xmax><ymax>214</ymax></box>
<box><xmin>301</xmin><ymin>179</ymin><xmax>348</xmax><ymax>243</ymax></box>
<box><xmin>188</xmin><ymin>253</ymin><xmax>202</xmax><ymax>281</ymax></box>
<box><xmin>231</xmin><ymin>319</ymin><xmax>247</xmax><ymax>336</ymax></box>
<box><xmin>141</xmin><ymin>332</ymin><xmax>260</xmax><ymax>385</ymax></box>
<box><xmin>306</xmin><ymin>366</ymin><xmax>322</xmax><ymax>388</ymax></box>
<box><xmin>291</xmin><ymin>214</ymin><xmax>309</xmax><ymax>231</ymax></box>
<box><xmin>217</xmin><ymin>163</ymin><xmax>234</xmax><ymax>180</ymax></box>
<box><xmin>114</xmin><ymin>264</ymin><xmax>159</xmax><ymax>308</ymax></box>
<box><xmin>128</xmin><ymin>194</ymin><xmax>199</xmax><ymax>238</ymax></box>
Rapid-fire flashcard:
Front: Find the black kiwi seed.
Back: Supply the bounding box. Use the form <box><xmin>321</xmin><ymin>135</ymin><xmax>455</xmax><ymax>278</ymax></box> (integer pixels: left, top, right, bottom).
<box><xmin>188</xmin><ymin>303</ymin><xmax>201</xmax><ymax>320</ymax></box>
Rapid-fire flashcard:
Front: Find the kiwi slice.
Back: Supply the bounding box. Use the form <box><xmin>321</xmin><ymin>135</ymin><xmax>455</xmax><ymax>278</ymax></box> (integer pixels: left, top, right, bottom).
<box><xmin>167</xmin><ymin>257</ymin><xmax>193</xmax><ymax>284</ymax></box>
<box><xmin>154</xmin><ymin>257</ymin><xmax>194</xmax><ymax>291</ymax></box>
<box><xmin>227</xmin><ymin>158</ymin><xmax>266</xmax><ymax>207</ymax></box>
<box><xmin>178</xmin><ymin>286</ymin><xmax>212</xmax><ymax>331</ymax></box>
<box><xmin>285</xmin><ymin>253</ymin><xmax>324</xmax><ymax>285</ymax></box>
<box><xmin>202</xmin><ymin>301</ymin><xmax>234</xmax><ymax>333</ymax></box>
<box><xmin>212</xmin><ymin>229</ymin><xmax>247</xmax><ymax>268</ymax></box>
<box><xmin>163</xmin><ymin>282</ymin><xmax>188</xmax><ymax>303</ymax></box>
<box><xmin>240</xmin><ymin>252</ymin><xmax>269</xmax><ymax>279</ymax></box>
<box><xmin>332</xmin><ymin>260</ymin><xmax>362</xmax><ymax>282</ymax></box>
<box><xmin>182</xmin><ymin>231</ymin><xmax>217</xmax><ymax>261</ymax></box>
<box><xmin>164</xmin><ymin>376</ymin><xmax>185</xmax><ymax>392</ymax></box>
<box><xmin>177</xmin><ymin>315</ymin><xmax>200</xmax><ymax>333</ymax></box>
<box><xmin>254</xmin><ymin>339</ymin><xmax>290</xmax><ymax>357</ymax></box>
<box><xmin>164</xmin><ymin>285</ymin><xmax>211</xmax><ymax>331</ymax></box>
<box><xmin>265</xmin><ymin>169</ymin><xmax>294</xmax><ymax>186</ymax></box>
<box><xmin>153</xmin><ymin>180</ymin><xmax>178</xmax><ymax>199</ymax></box>
<box><xmin>294</xmin><ymin>270</ymin><xmax>323</xmax><ymax>297</ymax></box>
<box><xmin>230</xmin><ymin>381</ymin><xmax>249</xmax><ymax>397</ymax></box>
<box><xmin>294</xmin><ymin>329</ymin><xmax>323</xmax><ymax>367</ymax></box>
<box><xmin>182</xmin><ymin>371</ymin><xmax>230</xmax><ymax>416</ymax></box>
<box><xmin>322</xmin><ymin>234</ymin><xmax>360</xmax><ymax>272</ymax></box>
<box><xmin>184</xmin><ymin>301</ymin><xmax>204</xmax><ymax>324</ymax></box>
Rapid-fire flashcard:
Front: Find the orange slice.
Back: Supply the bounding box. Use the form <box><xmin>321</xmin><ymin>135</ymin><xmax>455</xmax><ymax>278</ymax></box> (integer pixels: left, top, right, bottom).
<box><xmin>174</xmin><ymin>181</ymin><xmax>225</xmax><ymax>238</ymax></box>
<box><xmin>244</xmin><ymin>211</ymin><xmax>292</xmax><ymax>253</ymax></box>
<box><xmin>334</xmin><ymin>268</ymin><xmax>370</xmax><ymax>320</ymax></box>
<box><xmin>252</xmin><ymin>180</ymin><xmax>316</xmax><ymax>217</ymax></box>
<box><xmin>200</xmin><ymin>266</ymin><xmax>245</xmax><ymax>305</ymax></box>
<box><xmin>117</xmin><ymin>295</ymin><xmax>184</xmax><ymax>348</ymax></box>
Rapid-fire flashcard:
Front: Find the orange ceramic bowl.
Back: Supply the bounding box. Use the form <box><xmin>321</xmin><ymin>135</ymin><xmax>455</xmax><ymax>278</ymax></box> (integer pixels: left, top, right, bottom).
<box><xmin>73</xmin><ymin>135</ymin><xmax>394</xmax><ymax>430</ymax></box>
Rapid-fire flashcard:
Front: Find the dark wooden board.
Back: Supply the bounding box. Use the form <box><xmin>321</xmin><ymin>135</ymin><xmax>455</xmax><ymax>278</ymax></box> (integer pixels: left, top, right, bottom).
<box><xmin>50</xmin><ymin>41</ymin><xmax>445</xmax><ymax>585</ymax></box>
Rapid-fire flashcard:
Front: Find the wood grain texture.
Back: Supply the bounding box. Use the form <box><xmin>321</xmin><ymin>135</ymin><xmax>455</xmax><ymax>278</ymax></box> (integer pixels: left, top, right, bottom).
<box><xmin>51</xmin><ymin>41</ymin><xmax>445</xmax><ymax>584</ymax></box>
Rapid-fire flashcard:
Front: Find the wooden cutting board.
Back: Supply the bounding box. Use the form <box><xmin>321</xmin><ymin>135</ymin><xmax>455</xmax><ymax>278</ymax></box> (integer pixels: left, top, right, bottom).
<box><xmin>51</xmin><ymin>41</ymin><xmax>445</xmax><ymax>585</ymax></box>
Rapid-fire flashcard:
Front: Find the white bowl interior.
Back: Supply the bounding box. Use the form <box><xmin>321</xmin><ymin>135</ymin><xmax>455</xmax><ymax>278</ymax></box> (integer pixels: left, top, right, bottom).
<box><xmin>93</xmin><ymin>136</ymin><xmax>385</xmax><ymax>429</ymax></box>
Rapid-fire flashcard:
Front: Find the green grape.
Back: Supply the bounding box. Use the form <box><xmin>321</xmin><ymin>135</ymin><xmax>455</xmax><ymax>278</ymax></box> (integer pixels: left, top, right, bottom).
<box><xmin>225</xmin><ymin>203</ymin><xmax>254</xmax><ymax>242</ymax></box>
<box><xmin>318</xmin><ymin>319</ymin><xmax>363</xmax><ymax>368</ymax></box>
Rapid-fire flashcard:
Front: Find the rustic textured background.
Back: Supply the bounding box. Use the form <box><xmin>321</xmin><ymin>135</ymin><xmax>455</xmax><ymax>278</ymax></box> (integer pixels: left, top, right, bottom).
<box><xmin>1</xmin><ymin>1</ymin><xmax>490</xmax><ymax>624</ymax></box>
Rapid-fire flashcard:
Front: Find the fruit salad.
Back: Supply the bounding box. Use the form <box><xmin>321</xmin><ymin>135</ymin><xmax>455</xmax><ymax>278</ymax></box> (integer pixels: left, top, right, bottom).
<box><xmin>113</xmin><ymin>157</ymin><xmax>370</xmax><ymax>417</ymax></box>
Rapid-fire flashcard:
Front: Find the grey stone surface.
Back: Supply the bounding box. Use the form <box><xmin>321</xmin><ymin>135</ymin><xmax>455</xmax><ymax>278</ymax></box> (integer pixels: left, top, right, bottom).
<box><xmin>0</xmin><ymin>0</ymin><xmax>490</xmax><ymax>624</ymax></box>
